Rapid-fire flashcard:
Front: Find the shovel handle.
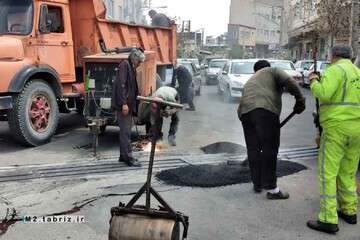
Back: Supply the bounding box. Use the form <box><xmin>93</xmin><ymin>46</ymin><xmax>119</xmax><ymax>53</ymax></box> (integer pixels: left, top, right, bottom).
<box><xmin>280</xmin><ymin>111</ymin><xmax>296</xmax><ymax>128</ymax></box>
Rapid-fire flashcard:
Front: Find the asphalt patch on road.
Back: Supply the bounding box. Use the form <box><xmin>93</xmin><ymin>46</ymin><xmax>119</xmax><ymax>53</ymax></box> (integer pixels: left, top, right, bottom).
<box><xmin>201</xmin><ymin>142</ymin><xmax>247</xmax><ymax>154</ymax></box>
<box><xmin>156</xmin><ymin>161</ymin><xmax>307</xmax><ymax>188</ymax></box>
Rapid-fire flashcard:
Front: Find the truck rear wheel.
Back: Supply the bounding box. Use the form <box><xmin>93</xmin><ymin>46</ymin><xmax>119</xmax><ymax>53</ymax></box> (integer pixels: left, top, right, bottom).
<box><xmin>8</xmin><ymin>80</ymin><xmax>59</xmax><ymax>146</ymax></box>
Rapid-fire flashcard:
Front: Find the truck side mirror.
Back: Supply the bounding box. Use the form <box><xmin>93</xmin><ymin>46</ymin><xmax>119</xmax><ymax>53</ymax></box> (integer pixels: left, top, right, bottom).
<box><xmin>39</xmin><ymin>5</ymin><xmax>50</xmax><ymax>33</ymax></box>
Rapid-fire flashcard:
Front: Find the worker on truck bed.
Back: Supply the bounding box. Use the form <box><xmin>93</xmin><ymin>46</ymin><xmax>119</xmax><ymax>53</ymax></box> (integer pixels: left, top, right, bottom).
<box><xmin>111</xmin><ymin>49</ymin><xmax>145</xmax><ymax>167</ymax></box>
<box><xmin>137</xmin><ymin>86</ymin><xmax>180</xmax><ymax>146</ymax></box>
<box><xmin>307</xmin><ymin>45</ymin><xmax>360</xmax><ymax>234</ymax></box>
<box><xmin>237</xmin><ymin>60</ymin><xmax>306</xmax><ymax>199</ymax></box>
<box><xmin>148</xmin><ymin>10</ymin><xmax>172</xmax><ymax>28</ymax></box>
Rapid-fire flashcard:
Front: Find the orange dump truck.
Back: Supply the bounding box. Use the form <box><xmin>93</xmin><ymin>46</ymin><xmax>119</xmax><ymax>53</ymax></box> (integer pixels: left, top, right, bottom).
<box><xmin>0</xmin><ymin>0</ymin><xmax>176</xmax><ymax>146</ymax></box>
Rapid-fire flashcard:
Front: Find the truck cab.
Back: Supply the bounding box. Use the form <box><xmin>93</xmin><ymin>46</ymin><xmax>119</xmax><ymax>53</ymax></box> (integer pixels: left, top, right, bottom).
<box><xmin>0</xmin><ymin>0</ymin><xmax>76</xmax><ymax>147</ymax></box>
<box><xmin>0</xmin><ymin>0</ymin><xmax>177</xmax><ymax>147</ymax></box>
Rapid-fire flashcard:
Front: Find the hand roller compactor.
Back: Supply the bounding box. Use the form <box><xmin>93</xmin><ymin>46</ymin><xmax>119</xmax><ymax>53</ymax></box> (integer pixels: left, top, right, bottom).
<box><xmin>109</xmin><ymin>96</ymin><xmax>189</xmax><ymax>240</ymax></box>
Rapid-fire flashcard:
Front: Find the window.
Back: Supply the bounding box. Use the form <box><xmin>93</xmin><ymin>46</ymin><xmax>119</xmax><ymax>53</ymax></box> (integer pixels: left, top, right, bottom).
<box><xmin>270</xmin><ymin>61</ymin><xmax>295</xmax><ymax>70</ymax></box>
<box><xmin>210</xmin><ymin>61</ymin><xmax>227</xmax><ymax>69</ymax></box>
<box><xmin>223</xmin><ymin>64</ymin><xmax>230</xmax><ymax>73</ymax></box>
<box><xmin>47</xmin><ymin>6</ymin><xmax>64</xmax><ymax>33</ymax></box>
<box><xmin>231</xmin><ymin>62</ymin><xmax>255</xmax><ymax>74</ymax></box>
<box><xmin>0</xmin><ymin>0</ymin><xmax>34</xmax><ymax>35</ymax></box>
<box><xmin>264</xmin><ymin>30</ymin><xmax>269</xmax><ymax>36</ymax></box>
<box><xmin>271</xmin><ymin>30</ymin><xmax>275</xmax><ymax>36</ymax></box>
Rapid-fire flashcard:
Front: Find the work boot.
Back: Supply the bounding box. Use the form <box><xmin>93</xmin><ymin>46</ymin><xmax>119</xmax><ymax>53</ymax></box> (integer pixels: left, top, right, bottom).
<box><xmin>118</xmin><ymin>156</ymin><xmax>127</xmax><ymax>163</ymax></box>
<box><xmin>125</xmin><ymin>157</ymin><xmax>142</xmax><ymax>167</ymax></box>
<box><xmin>338</xmin><ymin>211</ymin><xmax>357</xmax><ymax>225</ymax></box>
<box><xmin>266</xmin><ymin>191</ymin><xmax>289</xmax><ymax>200</ymax></box>
<box><xmin>307</xmin><ymin>220</ymin><xmax>339</xmax><ymax>234</ymax></box>
<box><xmin>168</xmin><ymin>135</ymin><xmax>177</xmax><ymax>146</ymax></box>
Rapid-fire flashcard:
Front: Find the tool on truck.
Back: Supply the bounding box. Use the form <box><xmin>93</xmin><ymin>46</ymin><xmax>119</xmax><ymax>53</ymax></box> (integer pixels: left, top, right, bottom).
<box><xmin>0</xmin><ymin>0</ymin><xmax>176</xmax><ymax>146</ymax></box>
<box><xmin>109</xmin><ymin>96</ymin><xmax>188</xmax><ymax>240</ymax></box>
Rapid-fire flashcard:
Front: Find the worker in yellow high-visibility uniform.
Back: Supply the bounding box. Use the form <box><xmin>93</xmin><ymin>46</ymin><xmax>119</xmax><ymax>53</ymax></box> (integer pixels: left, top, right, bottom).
<box><xmin>307</xmin><ymin>45</ymin><xmax>360</xmax><ymax>234</ymax></box>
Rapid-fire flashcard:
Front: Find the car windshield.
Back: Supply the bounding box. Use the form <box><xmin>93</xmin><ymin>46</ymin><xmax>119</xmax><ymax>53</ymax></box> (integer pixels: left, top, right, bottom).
<box><xmin>0</xmin><ymin>0</ymin><xmax>33</xmax><ymax>35</ymax></box>
<box><xmin>231</xmin><ymin>62</ymin><xmax>255</xmax><ymax>74</ymax></box>
<box><xmin>270</xmin><ymin>61</ymin><xmax>295</xmax><ymax>70</ymax></box>
<box><xmin>302</xmin><ymin>62</ymin><xmax>313</xmax><ymax>70</ymax></box>
<box><xmin>321</xmin><ymin>63</ymin><xmax>330</xmax><ymax>70</ymax></box>
<box><xmin>210</xmin><ymin>61</ymin><xmax>226</xmax><ymax>69</ymax></box>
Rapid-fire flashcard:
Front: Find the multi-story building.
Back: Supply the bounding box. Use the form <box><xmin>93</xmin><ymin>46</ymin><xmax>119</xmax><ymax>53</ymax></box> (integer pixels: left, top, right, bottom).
<box><xmin>283</xmin><ymin>0</ymin><xmax>357</xmax><ymax>61</ymax></box>
<box><xmin>103</xmin><ymin>0</ymin><xmax>124</xmax><ymax>20</ymax></box>
<box><xmin>103</xmin><ymin>0</ymin><xmax>145</xmax><ymax>24</ymax></box>
<box><xmin>228</xmin><ymin>0</ymin><xmax>283</xmax><ymax>58</ymax></box>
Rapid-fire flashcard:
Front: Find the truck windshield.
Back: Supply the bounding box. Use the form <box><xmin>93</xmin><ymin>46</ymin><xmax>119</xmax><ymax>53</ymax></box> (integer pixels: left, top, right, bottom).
<box><xmin>0</xmin><ymin>0</ymin><xmax>33</xmax><ymax>35</ymax></box>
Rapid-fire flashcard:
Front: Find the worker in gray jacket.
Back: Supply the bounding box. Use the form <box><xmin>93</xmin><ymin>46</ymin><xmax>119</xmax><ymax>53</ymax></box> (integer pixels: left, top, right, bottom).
<box><xmin>238</xmin><ymin>60</ymin><xmax>306</xmax><ymax>199</ymax></box>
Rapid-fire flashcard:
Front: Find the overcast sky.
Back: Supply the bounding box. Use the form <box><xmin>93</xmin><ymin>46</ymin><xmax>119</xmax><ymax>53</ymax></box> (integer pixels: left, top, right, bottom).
<box><xmin>151</xmin><ymin>0</ymin><xmax>231</xmax><ymax>36</ymax></box>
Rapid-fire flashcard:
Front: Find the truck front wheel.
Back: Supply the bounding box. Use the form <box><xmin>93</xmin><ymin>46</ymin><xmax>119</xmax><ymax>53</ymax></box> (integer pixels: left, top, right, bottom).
<box><xmin>8</xmin><ymin>80</ymin><xmax>59</xmax><ymax>146</ymax></box>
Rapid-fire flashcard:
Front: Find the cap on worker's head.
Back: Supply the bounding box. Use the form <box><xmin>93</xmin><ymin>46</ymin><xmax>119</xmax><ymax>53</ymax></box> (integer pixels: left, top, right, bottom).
<box><xmin>149</xmin><ymin>10</ymin><xmax>157</xmax><ymax>17</ymax></box>
<box><xmin>331</xmin><ymin>45</ymin><xmax>353</xmax><ymax>59</ymax></box>
<box><xmin>253</xmin><ymin>60</ymin><xmax>271</xmax><ymax>72</ymax></box>
<box><xmin>129</xmin><ymin>48</ymin><xmax>145</xmax><ymax>63</ymax></box>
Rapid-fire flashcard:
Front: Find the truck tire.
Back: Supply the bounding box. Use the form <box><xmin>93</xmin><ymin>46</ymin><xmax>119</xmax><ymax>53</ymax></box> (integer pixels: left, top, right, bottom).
<box><xmin>8</xmin><ymin>80</ymin><xmax>59</xmax><ymax>146</ymax></box>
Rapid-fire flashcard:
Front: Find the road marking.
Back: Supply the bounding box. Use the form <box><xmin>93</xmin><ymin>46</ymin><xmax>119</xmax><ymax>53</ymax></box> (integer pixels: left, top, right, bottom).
<box><xmin>0</xmin><ymin>146</ymin><xmax>318</xmax><ymax>183</ymax></box>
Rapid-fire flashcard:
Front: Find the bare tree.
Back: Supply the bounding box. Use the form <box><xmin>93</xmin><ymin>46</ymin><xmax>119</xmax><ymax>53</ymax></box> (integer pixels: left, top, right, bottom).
<box><xmin>314</xmin><ymin>0</ymin><xmax>351</xmax><ymax>47</ymax></box>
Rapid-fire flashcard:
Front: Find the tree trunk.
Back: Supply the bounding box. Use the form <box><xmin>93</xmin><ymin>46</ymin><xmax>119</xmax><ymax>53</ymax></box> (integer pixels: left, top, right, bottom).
<box><xmin>330</xmin><ymin>33</ymin><xmax>335</xmax><ymax>48</ymax></box>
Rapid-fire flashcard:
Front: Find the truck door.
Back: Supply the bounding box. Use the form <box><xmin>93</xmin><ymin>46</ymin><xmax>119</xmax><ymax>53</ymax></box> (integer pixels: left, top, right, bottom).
<box><xmin>37</xmin><ymin>3</ymin><xmax>75</xmax><ymax>83</ymax></box>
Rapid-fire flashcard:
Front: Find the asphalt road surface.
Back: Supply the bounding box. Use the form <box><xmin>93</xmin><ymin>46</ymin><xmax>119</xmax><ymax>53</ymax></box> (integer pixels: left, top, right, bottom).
<box><xmin>0</xmin><ymin>86</ymin><xmax>359</xmax><ymax>240</ymax></box>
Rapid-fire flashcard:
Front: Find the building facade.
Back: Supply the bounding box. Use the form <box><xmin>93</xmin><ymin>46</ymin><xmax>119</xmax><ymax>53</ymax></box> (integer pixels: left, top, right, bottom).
<box><xmin>103</xmin><ymin>0</ymin><xmax>145</xmax><ymax>24</ymax></box>
<box><xmin>228</xmin><ymin>0</ymin><xmax>283</xmax><ymax>58</ymax></box>
<box><xmin>283</xmin><ymin>0</ymin><xmax>356</xmax><ymax>61</ymax></box>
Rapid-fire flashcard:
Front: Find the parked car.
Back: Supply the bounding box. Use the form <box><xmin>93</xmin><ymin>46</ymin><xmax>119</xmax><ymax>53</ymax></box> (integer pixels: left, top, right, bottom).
<box><xmin>217</xmin><ymin>59</ymin><xmax>256</xmax><ymax>102</ymax></box>
<box><xmin>303</xmin><ymin>61</ymin><xmax>330</xmax><ymax>87</ymax></box>
<box><xmin>269</xmin><ymin>60</ymin><xmax>303</xmax><ymax>84</ymax></box>
<box><xmin>206</xmin><ymin>59</ymin><xmax>228</xmax><ymax>85</ymax></box>
<box><xmin>294</xmin><ymin>60</ymin><xmax>314</xmax><ymax>76</ymax></box>
<box><xmin>177</xmin><ymin>60</ymin><xmax>202</xmax><ymax>96</ymax></box>
<box><xmin>185</xmin><ymin>58</ymin><xmax>201</xmax><ymax>69</ymax></box>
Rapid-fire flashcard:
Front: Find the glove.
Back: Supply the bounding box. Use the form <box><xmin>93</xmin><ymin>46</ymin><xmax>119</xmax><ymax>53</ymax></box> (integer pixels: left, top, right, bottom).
<box><xmin>294</xmin><ymin>98</ymin><xmax>306</xmax><ymax>114</ymax></box>
<box><xmin>309</xmin><ymin>72</ymin><xmax>320</xmax><ymax>84</ymax></box>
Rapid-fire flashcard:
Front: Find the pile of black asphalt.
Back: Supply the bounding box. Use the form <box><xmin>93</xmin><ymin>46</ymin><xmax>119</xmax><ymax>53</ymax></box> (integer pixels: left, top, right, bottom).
<box><xmin>156</xmin><ymin>161</ymin><xmax>307</xmax><ymax>188</ymax></box>
<box><xmin>200</xmin><ymin>142</ymin><xmax>247</xmax><ymax>155</ymax></box>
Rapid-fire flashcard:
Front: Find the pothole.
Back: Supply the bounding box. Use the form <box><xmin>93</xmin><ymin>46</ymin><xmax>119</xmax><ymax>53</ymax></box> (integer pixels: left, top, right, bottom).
<box><xmin>201</xmin><ymin>142</ymin><xmax>247</xmax><ymax>154</ymax></box>
<box><xmin>156</xmin><ymin>161</ymin><xmax>307</xmax><ymax>188</ymax></box>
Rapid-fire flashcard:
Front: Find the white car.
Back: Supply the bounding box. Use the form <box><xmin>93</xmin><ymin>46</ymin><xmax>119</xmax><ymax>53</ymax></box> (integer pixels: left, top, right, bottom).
<box><xmin>294</xmin><ymin>60</ymin><xmax>313</xmax><ymax>75</ymax></box>
<box><xmin>303</xmin><ymin>61</ymin><xmax>330</xmax><ymax>87</ymax></box>
<box><xmin>206</xmin><ymin>59</ymin><xmax>228</xmax><ymax>85</ymax></box>
<box><xmin>217</xmin><ymin>59</ymin><xmax>256</xmax><ymax>102</ymax></box>
<box><xmin>269</xmin><ymin>60</ymin><xmax>303</xmax><ymax>84</ymax></box>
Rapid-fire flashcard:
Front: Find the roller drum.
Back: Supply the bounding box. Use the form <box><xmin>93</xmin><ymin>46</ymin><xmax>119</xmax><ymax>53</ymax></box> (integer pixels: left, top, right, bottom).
<box><xmin>109</xmin><ymin>214</ymin><xmax>180</xmax><ymax>240</ymax></box>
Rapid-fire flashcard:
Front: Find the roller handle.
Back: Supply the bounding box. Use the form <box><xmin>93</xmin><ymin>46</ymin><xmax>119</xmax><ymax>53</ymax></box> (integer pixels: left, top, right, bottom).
<box><xmin>137</xmin><ymin>96</ymin><xmax>184</xmax><ymax>109</ymax></box>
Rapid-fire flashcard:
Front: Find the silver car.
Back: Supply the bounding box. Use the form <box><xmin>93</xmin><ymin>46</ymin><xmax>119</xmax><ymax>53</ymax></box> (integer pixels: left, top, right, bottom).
<box><xmin>206</xmin><ymin>59</ymin><xmax>228</xmax><ymax>85</ymax></box>
<box><xmin>217</xmin><ymin>59</ymin><xmax>256</xmax><ymax>102</ymax></box>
